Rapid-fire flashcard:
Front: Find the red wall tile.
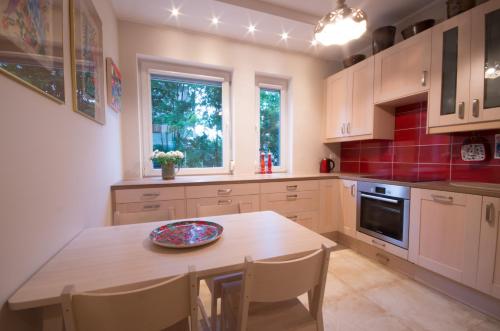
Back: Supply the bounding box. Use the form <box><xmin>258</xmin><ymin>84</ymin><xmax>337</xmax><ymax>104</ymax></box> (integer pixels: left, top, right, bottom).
<box><xmin>340</xmin><ymin>102</ymin><xmax>500</xmax><ymax>183</ymax></box>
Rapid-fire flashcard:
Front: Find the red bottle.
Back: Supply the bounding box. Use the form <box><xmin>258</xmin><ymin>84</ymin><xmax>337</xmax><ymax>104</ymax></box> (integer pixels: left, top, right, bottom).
<box><xmin>267</xmin><ymin>153</ymin><xmax>273</xmax><ymax>174</ymax></box>
<box><xmin>260</xmin><ymin>152</ymin><xmax>266</xmax><ymax>174</ymax></box>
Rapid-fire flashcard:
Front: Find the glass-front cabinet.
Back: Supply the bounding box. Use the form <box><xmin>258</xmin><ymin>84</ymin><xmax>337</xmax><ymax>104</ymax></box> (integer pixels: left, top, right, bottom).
<box><xmin>429</xmin><ymin>0</ymin><xmax>500</xmax><ymax>132</ymax></box>
<box><xmin>469</xmin><ymin>0</ymin><xmax>500</xmax><ymax>123</ymax></box>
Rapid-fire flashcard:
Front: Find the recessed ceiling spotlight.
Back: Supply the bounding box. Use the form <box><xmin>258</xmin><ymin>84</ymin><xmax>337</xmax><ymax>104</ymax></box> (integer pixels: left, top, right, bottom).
<box><xmin>247</xmin><ymin>24</ymin><xmax>256</xmax><ymax>34</ymax></box>
<box><xmin>280</xmin><ymin>32</ymin><xmax>289</xmax><ymax>41</ymax></box>
<box><xmin>211</xmin><ymin>16</ymin><xmax>220</xmax><ymax>25</ymax></box>
<box><xmin>170</xmin><ymin>7</ymin><xmax>180</xmax><ymax>17</ymax></box>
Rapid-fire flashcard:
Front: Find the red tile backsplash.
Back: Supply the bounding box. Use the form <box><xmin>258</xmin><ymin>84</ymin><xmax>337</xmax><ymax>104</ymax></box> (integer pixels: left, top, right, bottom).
<box><xmin>340</xmin><ymin>102</ymin><xmax>500</xmax><ymax>183</ymax></box>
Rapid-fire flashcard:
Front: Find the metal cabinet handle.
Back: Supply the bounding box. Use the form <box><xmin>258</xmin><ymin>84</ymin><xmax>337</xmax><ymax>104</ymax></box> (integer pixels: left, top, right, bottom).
<box><xmin>472</xmin><ymin>99</ymin><xmax>480</xmax><ymax>118</ymax></box>
<box><xmin>458</xmin><ymin>102</ymin><xmax>465</xmax><ymax>119</ymax></box>
<box><xmin>341</xmin><ymin>124</ymin><xmax>345</xmax><ymax>134</ymax></box>
<box><xmin>350</xmin><ymin>184</ymin><xmax>356</xmax><ymax>197</ymax></box>
<box><xmin>217</xmin><ymin>188</ymin><xmax>232</xmax><ymax>195</ymax></box>
<box><xmin>288</xmin><ymin>215</ymin><xmax>298</xmax><ymax>221</ymax></box>
<box><xmin>286</xmin><ymin>194</ymin><xmax>298</xmax><ymax>200</ymax></box>
<box><xmin>286</xmin><ymin>185</ymin><xmax>298</xmax><ymax>191</ymax></box>
<box><xmin>372</xmin><ymin>239</ymin><xmax>386</xmax><ymax>248</ymax></box>
<box><xmin>143</xmin><ymin>204</ymin><xmax>160</xmax><ymax>210</ymax></box>
<box><xmin>142</xmin><ymin>193</ymin><xmax>160</xmax><ymax>198</ymax></box>
<box><xmin>347</xmin><ymin>122</ymin><xmax>351</xmax><ymax>134</ymax></box>
<box><xmin>486</xmin><ymin>203</ymin><xmax>495</xmax><ymax>225</ymax></box>
<box><xmin>421</xmin><ymin>70</ymin><xmax>428</xmax><ymax>87</ymax></box>
<box><xmin>217</xmin><ymin>199</ymin><xmax>232</xmax><ymax>205</ymax></box>
<box><xmin>431</xmin><ymin>194</ymin><xmax>453</xmax><ymax>204</ymax></box>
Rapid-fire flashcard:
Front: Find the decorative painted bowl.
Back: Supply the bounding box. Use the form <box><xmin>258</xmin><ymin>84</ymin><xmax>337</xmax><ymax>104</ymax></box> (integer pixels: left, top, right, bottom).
<box><xmin>149</xmin><ymin>220</ymin><xmax>223</xmax><ymax>248</ymax></box>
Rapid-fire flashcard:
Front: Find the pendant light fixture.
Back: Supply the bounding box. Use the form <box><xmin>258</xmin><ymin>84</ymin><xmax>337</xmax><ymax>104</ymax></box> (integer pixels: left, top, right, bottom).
<box><xmin>314</xmin><ymin>0</ymin><xmax>367</xmax><ymax>46</ymax></box>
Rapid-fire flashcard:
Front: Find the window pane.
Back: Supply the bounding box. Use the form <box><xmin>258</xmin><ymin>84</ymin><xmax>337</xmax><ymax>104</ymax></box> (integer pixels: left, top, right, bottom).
<box><xmin>150</xmin><ymin>75</ymin><xmax>223</xmax><ymax>169</ymax></box>
<box><xmin>259</xmin><ymin>88</ymin><xmax>281</xmax><ymax>166</ymax></box>
<box><xmin>440</xmin><ymin>27</ymin><xmax>458</xmax><ymax>116</ymax></box>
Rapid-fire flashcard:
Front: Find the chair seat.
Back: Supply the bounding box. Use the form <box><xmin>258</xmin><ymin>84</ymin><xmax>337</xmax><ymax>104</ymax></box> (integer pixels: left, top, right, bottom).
<box><xmin>222</xmin><ymin>281</ymin><xmax>317</xmax><ymax>331</ymax></box>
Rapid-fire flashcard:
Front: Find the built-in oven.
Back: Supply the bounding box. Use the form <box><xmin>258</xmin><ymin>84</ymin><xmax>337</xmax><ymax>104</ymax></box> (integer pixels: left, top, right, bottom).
<box><xmin>356</xmin><ymin>181</ymin><xmax>410</xmax><ymax>249</ymax></box>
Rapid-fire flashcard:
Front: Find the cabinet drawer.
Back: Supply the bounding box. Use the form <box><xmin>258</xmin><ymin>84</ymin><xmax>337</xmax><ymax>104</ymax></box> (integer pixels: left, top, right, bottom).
<box><xmin>115</xmin><ymin>187</ymin><xmax>185</xmax><ymax>203</ymax></box>
<box><xmin>116</xmin><ymin>199</ymin><xmax>186</xmax><ymax>214</ymax></box>
<box><xmin>185</xmin><ymin>183</ymin><xmax>260</xmax><ymax>199</ymax></box>
<box><xmin>284</xmin><ymin>211</ymin><xmax>319</xmax><ymax>232</ymax></box>
<box><xmin>186</xmin><ymin>194</ymin><xmax>260</xmax><ymax>218</ymax></box>
<box><xmin>260</xmin><ymin>180</ymin><xmax>319</xmax><ymax>194</ymax></box>
<box><xmin>261</xmin><ymin>191</ymin><xmax>320</xmax><ymax>214</ymax></box>
<box><xmin>356</xmin><ymin>231</ymin><xmax>409</xmax><ymax>260</ymax></box>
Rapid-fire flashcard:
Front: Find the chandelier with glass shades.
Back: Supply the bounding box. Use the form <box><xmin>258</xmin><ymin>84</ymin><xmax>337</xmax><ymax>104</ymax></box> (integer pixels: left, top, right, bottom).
<box><xmin>314</xmin><ymin>0</ymin><xmax>367</xmax><ymax>46</ymax></box>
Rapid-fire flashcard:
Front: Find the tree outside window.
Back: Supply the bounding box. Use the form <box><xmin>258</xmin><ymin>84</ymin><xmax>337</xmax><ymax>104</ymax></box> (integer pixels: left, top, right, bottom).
<box><xmin>150</xmin><ymin>75</ymin><xmax>223</xmax><ymax>169</ymax></box>
<box><xmin>259</xmin><ymin>88</ymin><xmax>281</xmax><ymax>166</ymax></box>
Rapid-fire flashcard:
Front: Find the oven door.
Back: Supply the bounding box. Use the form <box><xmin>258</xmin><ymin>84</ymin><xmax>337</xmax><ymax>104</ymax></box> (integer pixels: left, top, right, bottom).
<box><xmin>357</xmin><ymin>192</ymin><xmax>409</xmax><ymax>249</ymax></box>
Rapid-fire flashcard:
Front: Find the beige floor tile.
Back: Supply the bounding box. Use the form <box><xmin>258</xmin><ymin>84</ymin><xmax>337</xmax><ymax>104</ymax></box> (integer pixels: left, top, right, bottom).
<box><xmin>199</xmin><ymin>248</ymin><xmax>500</xmax><ymax>331</ymax></box>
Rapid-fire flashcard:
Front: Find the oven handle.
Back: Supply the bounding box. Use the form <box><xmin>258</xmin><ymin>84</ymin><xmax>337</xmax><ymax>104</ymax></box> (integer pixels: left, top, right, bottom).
<box><xmin>360</xmin><ymin>193</ymin><xmax>399</xmax><ymax>204</ymax></box>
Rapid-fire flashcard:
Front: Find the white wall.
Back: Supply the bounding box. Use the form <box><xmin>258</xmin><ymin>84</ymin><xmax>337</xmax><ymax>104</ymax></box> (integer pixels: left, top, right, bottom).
<box><xmin>118</xmin><ymin>21</ymin><xmax>339</xmax><ymax>178</ymax></box>
<box><xmin>0</xmin><ymin>0</ymin><xmax>121</xmax><ymax>329</ymax></box>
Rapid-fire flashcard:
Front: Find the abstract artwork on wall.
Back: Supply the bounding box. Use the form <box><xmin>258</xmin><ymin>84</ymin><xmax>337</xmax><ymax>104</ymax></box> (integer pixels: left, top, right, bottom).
<box><xmin>106</xmin><ymin>57</ymin><xmax>121</xmax><ymax>112</ymax></box>
<box><xmin>70</xmin><ymin>0</ymin><xmax>105</xmax><ymax>124</ymax></box>
<box><xmin>0</xmin><ymin>0</ymin><xmax>65</xmax><ymax>103</ymax></box>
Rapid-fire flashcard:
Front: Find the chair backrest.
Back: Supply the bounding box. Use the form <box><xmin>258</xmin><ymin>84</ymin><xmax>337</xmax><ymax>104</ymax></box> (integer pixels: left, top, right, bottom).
<box><xmin>196</xmin><ymin>202</ymin><xmax>241</xmax><ymax>217</ymax></box>
<box><xmin>237</xmin><ymin>245</ymin><xmax>331</xmax><ymax>330</ymax></box>
<box><xmin>61</xmin><ymin>266</ymin><xmax>198</xmax><ymax>331</ymax></box>
<box><xmin>114</xmin><ymin>207</ymin><xmax>176</xmax><ymax>225</ymax></box>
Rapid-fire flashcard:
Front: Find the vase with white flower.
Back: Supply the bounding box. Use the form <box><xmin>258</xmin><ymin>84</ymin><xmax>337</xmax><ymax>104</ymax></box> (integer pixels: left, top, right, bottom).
<box><xmin>151</xmin><ymin>150</ymin><xmax>185</xmax><ymax>180</ymax></box>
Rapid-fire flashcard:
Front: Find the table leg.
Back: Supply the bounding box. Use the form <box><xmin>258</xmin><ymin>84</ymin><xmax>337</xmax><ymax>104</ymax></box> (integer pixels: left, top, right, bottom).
<box><xmin>42</xmin><ymin>305</ymin><xmax>63</xmax><ymax>331</ymax></box>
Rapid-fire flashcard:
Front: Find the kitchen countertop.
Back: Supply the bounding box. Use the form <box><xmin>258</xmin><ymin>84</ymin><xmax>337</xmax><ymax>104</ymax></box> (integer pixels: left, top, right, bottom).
<box><xmin>112</xmin><ymin>173</ymin><xmax>500</xmax><ymax>198</ymax></box>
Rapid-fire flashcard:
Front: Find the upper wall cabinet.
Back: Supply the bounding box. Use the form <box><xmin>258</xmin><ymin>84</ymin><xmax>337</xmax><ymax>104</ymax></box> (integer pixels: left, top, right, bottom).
<box><xmin>429</xmin><ymin>0</ymin><xmax>500</xmax><ymax>133</ymax></box>
<box><xmin>324</xmin><ymin>57</ymin><xmax>394</xmax><ymax>143</ymax></box>
<box><xmin>374</xmin><ymin>29</ymin><xmax>431</xmax><ymax>104</ymax></box>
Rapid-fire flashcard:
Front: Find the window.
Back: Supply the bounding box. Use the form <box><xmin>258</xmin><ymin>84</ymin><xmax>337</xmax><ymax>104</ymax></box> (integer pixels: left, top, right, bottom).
<box><xmin>140</xmin><ymin>61</ymin><xmax>231</xmax><ymax>176</ymax></box>
<box><xmin>256</xmin><ymin>76</ymin><xmax>288</xmax><ymax>172</ymax></box>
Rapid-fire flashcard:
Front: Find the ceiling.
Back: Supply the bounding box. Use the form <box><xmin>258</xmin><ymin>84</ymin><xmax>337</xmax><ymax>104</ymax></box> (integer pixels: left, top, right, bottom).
<box><xmin>110</xmin><ymin>0</ymin><xmax>443</xmax><ymax>61</ymax></box>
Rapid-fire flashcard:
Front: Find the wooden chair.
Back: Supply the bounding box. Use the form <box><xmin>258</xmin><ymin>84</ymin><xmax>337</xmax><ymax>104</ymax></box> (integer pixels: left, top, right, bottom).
<box><xmin>60</xmin><ymin>266</ymin><xmax>199</xmax><ymax>331</ymax></box>
<box><xmin>196</xmin><ymin>202</ymin><xmax>241</xmax><ymax>217</ymax></box>
<box><xmin>221</xmin><ymin>245</ymin><xmax>331</xmax><ymax>331</ymax></box>
<box><xmin>197</xmin><ymin>201</ymin><xmax>243</xmax><ymax>330</ymax></box>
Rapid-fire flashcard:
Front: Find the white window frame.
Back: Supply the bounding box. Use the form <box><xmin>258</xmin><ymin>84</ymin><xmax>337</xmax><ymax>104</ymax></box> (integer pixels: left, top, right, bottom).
<box><xmin>255</xmin><ymin>79</ymin><xmax>288</xmax><ymax>173</ymax></box>
<box><xmin>140</xmin><ymin>60</ymin><xmax>231</xmax><ymax>177</ymax></box>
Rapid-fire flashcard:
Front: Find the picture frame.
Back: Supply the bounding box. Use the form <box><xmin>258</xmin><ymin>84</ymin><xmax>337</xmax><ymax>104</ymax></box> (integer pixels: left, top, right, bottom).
<box><xmin>69</xmin><ymin>0</ymin><xmax>105</xmax><ymax>124</ymax></box>
<box><xmin>106</xmin><ymin>57</ymin><xmax>122</xmax><ymax>112</ymax></box>
<box><xmin>0</xmin><ymin>0</ymin><xmax>65</xmax><ymax>103</ymax></box>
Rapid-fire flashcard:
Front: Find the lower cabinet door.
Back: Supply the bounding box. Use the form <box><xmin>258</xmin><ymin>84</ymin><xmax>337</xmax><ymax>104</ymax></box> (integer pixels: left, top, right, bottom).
<box><xmin>284</xmin><ymin>211</ymin><xmax>319</xmax><ymax>232</ymax></box>
<box><xmin>476</xmin><ymin>197</ymin><xmax>500</xmax><ymax>299</ymax></box>
<box><xmin>186</xmin><ymin>195</ymin><xmax>260</xmax><ymax>218</ymax></box>
<box><xmin>260</xmin><ymin>191</ymin><xmax>320</xmax><ymax>215</ymax></box>
<box><xmin>409</xmin><ymin>189</ymin><xmax>482</xmax><ymax>287</ymax></box>
<box><xmin>339</xmin><ymin>180</ymin><xmax>357</xmax><ymax>237</ymax></box>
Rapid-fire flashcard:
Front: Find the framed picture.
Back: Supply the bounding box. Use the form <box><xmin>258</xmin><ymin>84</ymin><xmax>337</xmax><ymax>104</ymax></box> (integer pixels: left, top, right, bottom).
<box><xmin>106</xmin><ymin>57</ymin><xmax>122</xmax><ymax>112</ymax></box>
<box><xmin>69</xmin><ymin>0</ymin><xmax>105</xmax><ymax>124</ymax></box>
<box><xmin>0</xmin><ymin>0</ymin><xmax>65</xmax><ymax>103</ymax></box>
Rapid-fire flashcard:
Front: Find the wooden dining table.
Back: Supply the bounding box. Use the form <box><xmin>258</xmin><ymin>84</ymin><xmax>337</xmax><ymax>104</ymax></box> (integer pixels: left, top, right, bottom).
<box><xmin>9</xmin><ymin>211</ymin><xmax>336</xmax><ymax>331</ymax></box>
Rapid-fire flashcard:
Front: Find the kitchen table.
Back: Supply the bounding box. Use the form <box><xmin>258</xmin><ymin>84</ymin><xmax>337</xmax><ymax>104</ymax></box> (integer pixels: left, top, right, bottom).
<box><xmin>8</xmin><ymin>211</ymin><xmax>336</xmax><ymax>331</ymax></box>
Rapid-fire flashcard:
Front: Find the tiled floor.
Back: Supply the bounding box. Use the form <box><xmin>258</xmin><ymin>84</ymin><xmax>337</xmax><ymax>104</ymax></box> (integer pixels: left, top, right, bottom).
<box><xmin>199</xmin><ymin>247</ymin><xmax>500</xmax><ymax>331</ymax></box>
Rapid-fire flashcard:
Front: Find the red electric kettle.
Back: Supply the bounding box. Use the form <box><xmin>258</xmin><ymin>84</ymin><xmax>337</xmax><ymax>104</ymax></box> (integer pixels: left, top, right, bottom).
<box><xmin>320</xmin><ymin>158</ymin><xmax>335</xmax><ymax>173</ymax></box>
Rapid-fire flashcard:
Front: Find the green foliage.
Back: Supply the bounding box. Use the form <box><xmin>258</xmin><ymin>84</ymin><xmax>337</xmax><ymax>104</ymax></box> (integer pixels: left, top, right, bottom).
<box><xmin>150</xmin><ymin>77</ymin><xmax>223</xmax><ymax>169</ymax></box>
<box><xmin>260</xmin><ymin>88</ymin><xmax>281</xmax><ymax>166</ymax></box>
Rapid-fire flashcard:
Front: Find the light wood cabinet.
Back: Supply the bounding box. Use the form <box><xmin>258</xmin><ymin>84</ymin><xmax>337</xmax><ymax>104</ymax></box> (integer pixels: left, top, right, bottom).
<box><xmin>324</xmin><ymin>57</ymin><xmax>394</xmax><ymax>143</ymax></box>
<box><xmin>374</xmin><ymin>29</ymin><xmax>431</xmax><ymax>104</ymax></box>
<box><xmin>429</xmin><ymin>0</ymin><xmax>500</xmax><ymax>133</ymax></box>
<box><xmin>409</xmin><ymin>188</ymin><xmax>482</xmax><ymax>287</ymax></box>
<box><xmin>114</xmin><ymin>200</ymin><xmax>186</xmax><ymax>225</ymax></box>
<box><xmin>476</xmin><ymin>197</ymin><xmax>500</xmax><ymax>299</ymax></box>
<box><xmin>318</xmin><ymin>179</ymin><xmax>341</xmax><ymax>233</ymax></box>
<box><xmin>339</xmin><ymin>180</ymin><xmax>357</xmax><ymax>238</ymax></box>
<box><xmin>325</xmin><ymin>70</ymin><xmax>349</xmax><ymax>140</ymax></box>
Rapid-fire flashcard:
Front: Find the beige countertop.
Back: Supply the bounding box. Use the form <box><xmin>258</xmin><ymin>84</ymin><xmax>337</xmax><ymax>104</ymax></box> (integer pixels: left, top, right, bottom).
<box><xmin>112</xmin><ymin>173</ymin><xmax>500</xmax><ymax>198</ymax></box>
